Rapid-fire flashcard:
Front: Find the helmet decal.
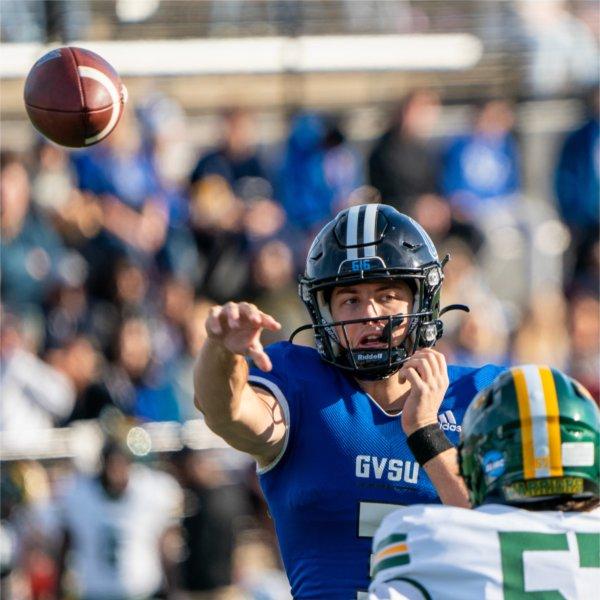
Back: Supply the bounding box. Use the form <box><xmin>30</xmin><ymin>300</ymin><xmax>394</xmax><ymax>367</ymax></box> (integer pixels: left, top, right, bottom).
<box><xmin>482</xmin><ymin>450</ymin><xmax>506</xmax><ymax>484</ymax></box>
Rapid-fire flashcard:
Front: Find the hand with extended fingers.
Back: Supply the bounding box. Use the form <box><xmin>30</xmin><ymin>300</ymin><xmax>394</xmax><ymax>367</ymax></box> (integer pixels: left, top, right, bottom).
<box><xmin>206</xmin><ymin>302</ymin><xmax>282</xmax><ymax>372</ymax></box>
<box><xmin>398</xmin><ymin>348</ymin><xmax>449</xmax><ymax>436</ymax></box>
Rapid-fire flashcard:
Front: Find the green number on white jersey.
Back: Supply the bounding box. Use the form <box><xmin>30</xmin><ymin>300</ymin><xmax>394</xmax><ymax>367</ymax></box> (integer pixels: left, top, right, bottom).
<box><xmin>499</xmin><ymin>531</ymin><xmax>600</xmax><ymax>599</ymax></box>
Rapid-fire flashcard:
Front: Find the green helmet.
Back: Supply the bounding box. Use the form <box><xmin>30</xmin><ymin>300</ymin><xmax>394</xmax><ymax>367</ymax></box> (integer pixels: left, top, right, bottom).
<box><xmin>459</xmin><ymin>365</ymin><xmax>599</xmax><ymax>509</ymax></box>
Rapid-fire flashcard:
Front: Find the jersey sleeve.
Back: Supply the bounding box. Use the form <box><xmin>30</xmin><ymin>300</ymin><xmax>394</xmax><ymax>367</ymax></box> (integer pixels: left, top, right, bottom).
<box><xmin>248</xmin><ymin>342</ymin><xmax>297</xmax><ymax>474</ymax></box>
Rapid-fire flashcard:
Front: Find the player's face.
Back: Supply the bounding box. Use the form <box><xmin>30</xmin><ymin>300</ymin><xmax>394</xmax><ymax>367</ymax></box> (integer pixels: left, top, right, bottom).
<box><xmin>330</xmin><ymin>281</ymin><xmax>413</xmax><ymax>349</ymax></box>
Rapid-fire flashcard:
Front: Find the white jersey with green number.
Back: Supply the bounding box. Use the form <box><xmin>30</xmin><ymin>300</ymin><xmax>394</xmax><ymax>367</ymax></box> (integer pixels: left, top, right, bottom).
<box><xmin>58</xmin><ymin>464</ymin><xmax>182</xmax><ymax>599</ymax></box>
<box><xmin>369</xmin><ymin>504</ymin><xmax>600</xmax><ymax>600</ymax></box>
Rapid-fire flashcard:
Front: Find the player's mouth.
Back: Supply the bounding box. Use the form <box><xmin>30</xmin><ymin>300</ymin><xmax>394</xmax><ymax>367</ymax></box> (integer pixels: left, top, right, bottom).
<box><xmin>356</xmin><ymin>332</ymin><xmax>388</xmax><ymax>348</ymax></box>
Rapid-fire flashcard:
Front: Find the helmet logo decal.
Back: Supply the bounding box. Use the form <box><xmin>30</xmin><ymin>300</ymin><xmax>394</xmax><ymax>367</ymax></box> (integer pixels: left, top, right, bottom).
<box><xmin>338</xmin><ymin>256</ymin><xmax>387</xmax><ymax>274</ymax></box>
<box><xmin>345</xmin><ymin>204</ymin><xmax>380</xmax><ymax>260</ymax></box>
<box><xmin>351</xmin><ymin>259</ymin><xmax>373</xmax><ymax>272</ymax></box>
<box><xmin>482</xmin><ymin>450</ymin><xmax>506</xmax><ymax>483</ymax></box>
<box><xmin>513</xmin><ymin>366</ymin><xmax>563</xmax><ymax>480</ymax></box>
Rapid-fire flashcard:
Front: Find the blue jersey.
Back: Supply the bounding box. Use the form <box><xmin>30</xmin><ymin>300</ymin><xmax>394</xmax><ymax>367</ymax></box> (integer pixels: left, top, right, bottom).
<box><xmin>249</xmin><ymin>342</ymin><xmax>504</xmax><ymax>600</ymax></box>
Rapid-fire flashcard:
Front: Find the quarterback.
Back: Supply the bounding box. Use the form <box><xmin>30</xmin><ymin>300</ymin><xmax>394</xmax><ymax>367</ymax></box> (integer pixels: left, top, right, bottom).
<box><xmin>194</xmin><ymin>203</ymin><xmax>504</xmax><ymax>598</ymax></box>
<box><xmin>369</xmin><ymin>365</ymin><xmax>600</xmax><ymax>600</ymax></box>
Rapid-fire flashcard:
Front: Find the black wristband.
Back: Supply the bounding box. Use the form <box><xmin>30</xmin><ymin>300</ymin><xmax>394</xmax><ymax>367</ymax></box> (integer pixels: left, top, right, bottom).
<box><xmin>407</xmin><ymin>423</ymin><xmax>454</xmax><ymax>466</ymax></box>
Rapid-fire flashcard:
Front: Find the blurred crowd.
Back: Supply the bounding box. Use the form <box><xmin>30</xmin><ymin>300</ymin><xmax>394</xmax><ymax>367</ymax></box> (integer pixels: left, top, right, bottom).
<box><xmin>1</xmin><ymin>83</ymin><xmax>598</xmax><ymax>597</ymax></box>
<box><xmin>2</xmin><ymin>1</ymin><xmax>599</xmax><ymax>596</ymax></box>
<box><xmin>1</xmin><ymin>435</ymin><xmax>290</xmax><ymax>600</ymax></box>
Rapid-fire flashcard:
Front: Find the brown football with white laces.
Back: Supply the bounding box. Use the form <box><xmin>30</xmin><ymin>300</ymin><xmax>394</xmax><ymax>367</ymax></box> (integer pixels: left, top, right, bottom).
<box><xmin>24</xmin><ymin>46</ymin><xmax>127</xmax><ymax>148</ymax></box>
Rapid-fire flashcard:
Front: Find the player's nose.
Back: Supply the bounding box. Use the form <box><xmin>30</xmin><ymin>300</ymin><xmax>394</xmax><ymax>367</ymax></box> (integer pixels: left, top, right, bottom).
<box><xmin>363</xmin><ymin>299</ymin><xmax>383</xmax><ymax>320</ymax></box>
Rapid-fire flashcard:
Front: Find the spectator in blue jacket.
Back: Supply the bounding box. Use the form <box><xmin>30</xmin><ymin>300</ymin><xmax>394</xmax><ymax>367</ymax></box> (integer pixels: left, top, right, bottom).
<box><xmin>278</xmin><ymin>112</ymin><xmax>334</xmax><ymax>234</ymax></box>
<box><xmin>278</xmin><ymin>112</ymin><xmax>362</xmax><ymax>235</ymax></box>
<box><xmin>441</xmin><ymin>99</ymin><xmax>521</xmax><ymax>222</ymax></box>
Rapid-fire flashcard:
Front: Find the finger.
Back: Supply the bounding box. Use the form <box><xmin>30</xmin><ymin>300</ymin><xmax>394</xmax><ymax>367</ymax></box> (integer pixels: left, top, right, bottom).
<box><xmin>238</xmin><ymin>302</ymin><xmax>263</xmax><ymax>326</ymax></box>
<box><xmin>206</xmin><ymin>306</ymin><xmax>224</xmax><ymax>336</ymax></box>
<box><xmin>223</xmin><ymin>302</ymin><xmax>240</xmax><ymax>329</ymax></box>
<box><xmin>247</xmin><ymin>343</ymin><xmax>273</xmax><ymax>372</ymax></box>
<box><xmin>410</xmin><ymin>357</ymin><xmax>434</xmax><ymax>383</ymax></box>
<box><xmin>259</xmin><ymin>311</ymin><xmax>282</xmax><ymax>331</ymax></box>
<box><xmin>402</xmin><ymin>366</ymin><xmax>426</xmax><ymax>391</ymax></box>
<box><xmin>417</xmin><ymin>348</ymin><xmax>448</xmax><ymax>386</ymax></box>
<box><xmin>413</xmin><ymin>349</ymin><xmax>440</xmax><ymax>381</ymax></box>
<box><xmin>430</xmin><ymin>349</ymin><xmax>449</xmax><ymax>385</ymax></box>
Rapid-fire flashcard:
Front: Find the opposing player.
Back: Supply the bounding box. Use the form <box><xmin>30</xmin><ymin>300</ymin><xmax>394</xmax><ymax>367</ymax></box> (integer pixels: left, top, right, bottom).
<box><xmin>369</xmin><ymin>365</ymin><xmax>600</xmax><ymax>600</ymax></box>
<box><xmin>53</xmin><ymin>440</ymin><xmax>182</xmax><ymax>600</ymax></box>
<box><xmin>194</xmin><ymin>203</ymin><xmax>504</xmax><ymax>598</ymax></box>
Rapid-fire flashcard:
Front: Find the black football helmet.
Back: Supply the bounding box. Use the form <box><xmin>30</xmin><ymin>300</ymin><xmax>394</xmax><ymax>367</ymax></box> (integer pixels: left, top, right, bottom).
<box><xmin>292</xmin><ymin>204</ymin><xmax>465</xmax><ymax>380</ymax></box>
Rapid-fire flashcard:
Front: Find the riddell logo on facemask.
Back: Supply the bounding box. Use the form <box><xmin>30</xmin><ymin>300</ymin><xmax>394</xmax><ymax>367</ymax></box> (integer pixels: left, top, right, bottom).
<box><xmin>356</xmin><ymin>352</ymin><xmax>384</xmax><ymax>361</ymax></box>
<box><xmin>438</xmin><ymin>410</ymin><xmax>461</xmax><ymax>432</ymax></box>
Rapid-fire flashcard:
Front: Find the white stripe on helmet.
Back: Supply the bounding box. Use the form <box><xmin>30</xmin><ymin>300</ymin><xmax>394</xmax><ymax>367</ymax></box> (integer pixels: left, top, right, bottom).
<box><xmin>346</xmin><ymin>205</ymin><xmax>361</xmax><ymax>260</ymax></box>
<box><xmin>362</xmin><ymin>203</ymin><xmax>379</xmax><ymax>257</ymax></box>
<box><xmin>521</xmin><ymin>365</ymin><xmax>551</xmax><ymax>478</ymax></box>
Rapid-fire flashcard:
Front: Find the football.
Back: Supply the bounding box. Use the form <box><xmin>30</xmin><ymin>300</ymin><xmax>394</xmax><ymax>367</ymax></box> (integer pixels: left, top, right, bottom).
<box><xmin>23</xmin><ymin>46</ymin><xmax>127</xmax><ymax>148</ymax></box>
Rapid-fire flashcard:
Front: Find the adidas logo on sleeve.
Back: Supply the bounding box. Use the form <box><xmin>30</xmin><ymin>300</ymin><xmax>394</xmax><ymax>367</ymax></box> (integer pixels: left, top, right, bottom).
<box><xmin>438</xmin><ymin>410</ymin><xmax>461</xmax><ymax>432</ymax></box>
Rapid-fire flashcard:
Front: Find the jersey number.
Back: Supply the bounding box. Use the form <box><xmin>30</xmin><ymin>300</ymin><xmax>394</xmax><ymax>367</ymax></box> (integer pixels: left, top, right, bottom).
<box><xmin>499</xmin><ymin>531</ymin><xmax>599</xmax><ymax>599</ymax></box>
<box><xmin>356</xmin><ymin>501</ymin><xmax>405</xmax><ymax>600</ymax></box>
<box><xmin>101</xmin><ymin>524</ymin><xmax>121</xmax><ymax>568</ymax></box>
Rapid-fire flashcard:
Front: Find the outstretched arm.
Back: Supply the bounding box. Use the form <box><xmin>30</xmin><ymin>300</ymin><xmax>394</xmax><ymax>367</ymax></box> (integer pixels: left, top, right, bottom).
<box><xmin>193</xmin><ymin>302</ymin><xmax>286</xmax><ymax>468</ymax></box>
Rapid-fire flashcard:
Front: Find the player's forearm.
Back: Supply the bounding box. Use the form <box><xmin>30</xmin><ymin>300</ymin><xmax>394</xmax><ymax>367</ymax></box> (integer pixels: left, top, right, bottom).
<box><xmin>193</xmin><ymin>338</ymin><xmax>249</xmax><ymax>428</ymax></box>
<box><xmin>422</xmin><ymin>447</ymin><xmax>471</xmax><ymax>508</ymax></box>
